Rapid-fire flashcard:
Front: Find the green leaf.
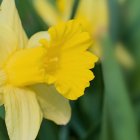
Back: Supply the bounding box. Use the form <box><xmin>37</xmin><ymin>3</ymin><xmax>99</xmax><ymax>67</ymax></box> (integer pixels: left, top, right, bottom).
<box><xmin>0</xmin><ymin>106</ymin><xmax>5</xmax><ymax>119</ymax></box>
<box><xmin>36</xmin><ymin>119</ymin><xmax>59</xmax><ymax>140</ymax></box>
<box><xmin>101</xmin><ymin>35</ymin><xmax>139</xmax><ymax>140</ymax></box>
<box><xmin>0</xmin><ymin>118</ymin><xmax>9</xmax><ymax>140</ymax></box>
<box><xmin>15</xmin><ymin>0</ymin><xmax>48</xmax><ymax>37</ymax></box>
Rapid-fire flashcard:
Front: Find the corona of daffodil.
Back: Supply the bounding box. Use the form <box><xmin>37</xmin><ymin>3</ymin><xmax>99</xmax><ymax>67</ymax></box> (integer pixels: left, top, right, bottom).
<box><xmin>0</xmin><ymin>0</ymin><xmax>98</xmax><ymax>140</ymax></box>
<box><xmin>29</xmin><ymin>20</ymin><xmax>98</xmax><ymax>100</ymax></box>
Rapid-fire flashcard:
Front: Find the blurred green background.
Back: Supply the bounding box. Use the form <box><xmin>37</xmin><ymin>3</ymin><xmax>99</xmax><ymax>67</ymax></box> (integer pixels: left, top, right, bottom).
<box><xmin>0</xmin><ymin>0</ymin><xmax>140</xmax><ymax>140</ymax></box>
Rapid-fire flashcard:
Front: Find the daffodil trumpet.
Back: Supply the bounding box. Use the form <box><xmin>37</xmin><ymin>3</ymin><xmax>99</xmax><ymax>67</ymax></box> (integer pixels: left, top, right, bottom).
<box><xmin>0</xmin><ymin>0</ymin><xmax>98</xmax><ymax>140</ymax></box>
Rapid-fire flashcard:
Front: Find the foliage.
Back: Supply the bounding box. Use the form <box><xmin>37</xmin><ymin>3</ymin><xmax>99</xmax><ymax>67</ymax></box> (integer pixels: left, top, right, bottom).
<box><xmin>0</xmin><ymin>0</ymin><xmax>140</xmax><ymax>139</ymax></box>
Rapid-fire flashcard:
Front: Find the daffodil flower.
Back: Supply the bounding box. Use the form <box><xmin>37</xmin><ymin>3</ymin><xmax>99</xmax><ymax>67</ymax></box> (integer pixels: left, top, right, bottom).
<box><xmin>0</xmin><ymin>0</ymin><xmax>98</xmax><ymax>140</ymax></box>
<box><xmin>29</xmin><ymin>20</ymin><xmax>98</xmax><ymax>100</ymax></box>
<box><xmin>0</xmin><ymin>0</ymin><xmax>71</xmax><ymax>139</ymax></box>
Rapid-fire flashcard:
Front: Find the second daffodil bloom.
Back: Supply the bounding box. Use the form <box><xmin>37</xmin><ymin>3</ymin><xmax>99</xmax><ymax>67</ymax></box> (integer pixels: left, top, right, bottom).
<box><xmin>33</xmin><ymin>0</ymin><xmax>108</xmax><ymax>58</ymax></box>
<box><xmin>0</xmin><ymin>0</ymin><xmax>98</xmax><ymax>140</ymax></box>
<box><xmin>75</xmin><ymin>0</ymin><xmax>108</xmax><ymax>57</ymax></box>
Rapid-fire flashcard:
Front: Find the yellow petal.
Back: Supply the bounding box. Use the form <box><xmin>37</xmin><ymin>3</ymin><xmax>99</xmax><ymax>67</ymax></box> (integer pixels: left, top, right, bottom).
<box><xmin>48</xmin><ymin>20</ymin><xmax>93</xmax><ymax>51</ymax></box>
<box><xmin>0</xmin><ymin>0</ymin><xmax>28</xmax><ymax>48</ymax></box>
<box><xmin>31</xmin><ymin>84</ymin><xmax>71</xmax><ymax>125</ymax></box>
<box><xmin>76</xmin><ymin>0</ymin><xmax>108</xmax><ymax>36</ymax></box>
<box><xmin>44</xmin><ymin>20</ymin><xmax>98</xmax><ymax>100</ymax></box>
<box><xmin>75</xmin><ymin>0</ymin><xmax>108</xmax><ymax>59</ymax></box>
<box><xmin>56</xmin><ymin>0</ymin><xmax>74</xmax><ymax>21</ymax></box>
<box><xmin>33</xmin><ymin>0</ymin><xmax>61</xmax><ymax>26</ymax></box>
<box><xmin>33</xmin><ymin>0</ymin><xmax>74</xmax><ymax>26</ymax></box>
<box><xmin>0</xmin><ymin>25</ymin><xmax>18</xmax><ymax>68</ymax></box>
<box><xmin>3</xmin><ymin>87</ymin><xmax>42</xmax><ymax>140</ymax></box>
<box><xmin>53</xmin><ymin>51</ymin><xmax>98</xmax><ymax>100</ymax></box>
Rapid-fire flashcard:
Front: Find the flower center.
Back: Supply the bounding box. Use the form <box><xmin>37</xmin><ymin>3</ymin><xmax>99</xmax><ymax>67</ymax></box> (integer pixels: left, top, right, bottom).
<box><xmin>39</xmin><ymin>39</ymin><xmax>60</xmax><ymax>84</ymax></box>
<box><xmin>40</xmin><ymin>39</ymin><xmax>60</xmax><ymax>75</ymax></box>
<box><xmin>45</xmin><ymin>57</ymin><xmax>59</xmax><ymax>73</ymax></box>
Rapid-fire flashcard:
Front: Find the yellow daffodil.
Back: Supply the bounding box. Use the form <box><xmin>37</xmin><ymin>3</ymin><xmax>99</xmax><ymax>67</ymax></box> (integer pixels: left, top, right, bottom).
<box><xmin>29</xmin><ymin>20</ymin><xmax>98</xmax><ymax>100</ymax></box>
<box><xmin>0</xmin><ymin>0</ymin><xmax>71</xmax><ymax>139</ymax></box>
<box><xmin>0</xmin><ymin>0</ymin><xmax>98</xmax><ymax>140</ymax></box>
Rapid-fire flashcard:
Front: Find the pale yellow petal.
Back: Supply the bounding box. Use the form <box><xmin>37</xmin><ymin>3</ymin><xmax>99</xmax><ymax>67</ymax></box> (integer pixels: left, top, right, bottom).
<box><xmin>44</xmin><ymin>20</ymin><xmax>98</xmax><ymax>100</ymax></box>
<box><xmin>0</xmin><ymin>0</ymin><xmax>28</xmax><ymax>48</ymax></box>
<box><xmin>76</xmin><ymin>0</ymin><xmax>108</xmax><ymax>36</ymax></box>
<box><xmin>31</xmin><ymin>84</ymin><xmax>71</xmax><ymax>125</ymax></box>
<box><xmin>89</xmin><ymin>41</ymin><xmax>102</xmax><ymax>58</ymax></box>
<box><xmin>0</xmin><ymin>25</ymin><xmax>18</xmax><ymax>68</ymax></box>
<box><xmin>33</xmin><ymin>0</ymin><xmax>74</xmax><ymax>26</ymax></box>
<box><xmin>33</xmin><ymin>0</ymin><xmax>61</xmax><ymax>26</ymax></box>
<box><xmin>56</xmin><ymin>0</ymin><xmax>74</xmax><ymax>21</ymax></box>
<box><xmin>27</xmin><ymin>31</ymin><xmax>50</xmax><ymax>48</ymax></box>
<box><xmin>3</xmin><ymin>87</ymin><xmax>42</xmax><ymax>140</ymax></box>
